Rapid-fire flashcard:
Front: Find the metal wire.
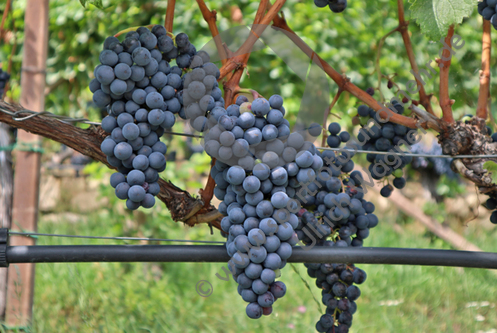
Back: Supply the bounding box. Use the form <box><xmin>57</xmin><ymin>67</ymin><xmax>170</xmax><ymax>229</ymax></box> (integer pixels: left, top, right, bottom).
<box><xmin>2</xmin><ymin>105</ymin><xmax>496</xmax><ymax>159</ymax></box>
<box><xmin>8</xmin><ymin>231</ymin><xmax>226</xmax><ymax>244</ymax></box>
<box><xmin>0</xmin><ymin>105</ymin><xmax>204</xmax><ymax>138</ymax></box>
<box><xmin>163</xmin><ymin>131</ymin><xmax>203</xmax><ymax>138</ymax></box>
<box><xmin>317</xmin><ymin>147</ymin><xmax>497</xmax><ymax>159</ymax></box>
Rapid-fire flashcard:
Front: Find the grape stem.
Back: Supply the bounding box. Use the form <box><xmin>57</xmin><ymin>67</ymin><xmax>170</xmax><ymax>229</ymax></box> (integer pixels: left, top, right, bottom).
<box><xmin>408</xmin><ymin>104</ymin><xmax>441</xmax><ymax>130</ymax></box>
<box><xmin>374</xmin><ymin>26</ymin><xmax>400</xmax><ymax>103</ymax></box>
<box><xmin>476</xmin><ymin>19</ymin><xmax>491</xmax><ymax>120</ymax></box>
<box><xmin>196</xmin><ymin>0</ymin><xmax>228</xmax><ymax>65</ymax></box>
<box><xmin>437</xmin><ymin>25</ymin><xmax>455</xmax><ymax>124</ymax></box>
<box><xmin>199</xmin><ymin>158</ymin><xmax>217</xmax><ymax>209</ymax></box>
<box><xmin>270</xmin><ymin>10</ymin><xmax>422</xmax><ymax>130</ymax></box>
<box><xmin>0</xmin><ymin>0</ymin><xmax>12</xmax><ymax>41</ymax></box>
<box><xmin>218</xmin><ymin>0</ymin><xmax>286</xmax><ymax>80</ymax></box>
<box><xmin>164</xmin><ymin>0</ymin><xmax>176</xmax><ymax>33</ymax></box>
<box><xmin>396</xmin><ymin>0</ymin><xmax>435</xmax><ymax>116</ymax></box>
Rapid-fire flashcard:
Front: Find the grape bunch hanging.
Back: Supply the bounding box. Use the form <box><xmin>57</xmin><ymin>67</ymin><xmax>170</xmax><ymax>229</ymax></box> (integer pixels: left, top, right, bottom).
<box><xmin>313</xmin><ymin>0</ymin><xmax>348</xmax><ymax>13</ymax></box>
<box><xmin>478</xmin><ymin>0</ymin><xmax>497</xmax><ymax>30</ymax></box>
<box><xmin>91</xmin><ymin>25</ymin><xmax>220</xmax><ymax>210</ymax></box>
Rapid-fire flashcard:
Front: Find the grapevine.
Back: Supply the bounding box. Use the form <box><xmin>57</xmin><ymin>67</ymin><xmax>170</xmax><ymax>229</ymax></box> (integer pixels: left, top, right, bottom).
<box><xmin>0</xmin><ymin>0</ymin><xmax>496</xmax><ymax>331</ymax></box>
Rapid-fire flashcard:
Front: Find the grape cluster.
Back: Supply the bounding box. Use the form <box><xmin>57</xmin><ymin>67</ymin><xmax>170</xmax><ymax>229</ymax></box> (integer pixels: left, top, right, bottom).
<box><xmin>182</xmin><ymin>59</ymin><xmax>223</xmax><ymax>132</ymax></box>
<box><xmin>306</xmin><ymin>260</ymin><xmax>366</xmax><ymax>333</ymax></box>
<box><xmin>291</xmin><ymin>147</ymin><xmax>377</xmax><ymax>332</ymax></box>
<box><xmin>326</xmin><ymin>122</ymin><xmax>350</xmax><ymax>148</ymax></box>
<box><xmin>208</xmin><ymin>95</ymin><xmax>329</xmax><ymax>318</ymax></box>
<box><xmin>478</xmin><ymin>0</ymin><xmax>497</xmax><ymax>30</ymax></box>
<box><xmin>92</xmin><ymin>25</ymin><xmax>216</xmax><ymax>209</ymax></box>
<box><xmin>355</xmin><ymin>100</ymin><xmax>414</xmax><ymax>197</ymax></box>
<box><xmin>411</xmin><ymin>141</ymin><xmax>458</xmax><ymax>179</ymax></box>
<box><xmin>203</xmin><ymin>95</ymin><xmax>322</xmax><ymax>172</ymax></box>
<box><xmin>313</xmin><ymin>0</ymin><xmax>347</xmax><ymax>13</ymax></box>
<box><xmin>0</xmin><ymin>68</ymin><xmax>10</xmax><ymax>98</ymax></box>
<box><xmin>215</xmin><ymin>159</ymin><xmax>299</xmax><ymax>319</ymax></box>
<box><xmin>485</xmin><ymin>194</ymin><xmax>497</xmax><ymax>224</ymax></box>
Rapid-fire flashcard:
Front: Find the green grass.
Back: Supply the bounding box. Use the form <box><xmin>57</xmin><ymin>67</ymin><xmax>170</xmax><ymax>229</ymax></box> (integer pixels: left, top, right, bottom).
<box><xmin>7</xmin><ymin>208</ymin><xmax>497</xmax><ymax>333</ymax></box>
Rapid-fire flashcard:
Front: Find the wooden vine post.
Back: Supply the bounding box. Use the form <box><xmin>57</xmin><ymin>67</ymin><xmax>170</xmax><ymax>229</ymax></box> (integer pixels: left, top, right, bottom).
<box><xmin>5</xmin><ymin>0</ymin><xmax>49</xmax><ymax>326</ymax></box>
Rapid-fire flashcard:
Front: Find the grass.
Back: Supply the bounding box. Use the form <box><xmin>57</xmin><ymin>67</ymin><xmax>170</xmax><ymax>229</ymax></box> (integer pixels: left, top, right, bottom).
<box><xmin>5</xmin><ymin>207</ymin><xmax>497</xmax><ymax>333</ymax></box>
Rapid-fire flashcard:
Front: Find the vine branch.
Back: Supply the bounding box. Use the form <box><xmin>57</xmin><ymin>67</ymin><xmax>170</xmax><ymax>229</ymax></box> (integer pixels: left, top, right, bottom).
<box><xmin>397</xmin><ymin>0</ymin><xmax>435</xmax><ymax>116</ymax></box>
<box><xmin>0</xmin><ymin>101</ymin><xmax>221</xmax><ymax>230</ymax></box>
<box><xmin>0</xmin><ymin>0</ymin><xmax>12</xmax><ymax>41</ymax></box>
<box><xmin>375</xmin><ymin>26</ymin><xmax>400</xmax><ymax>102</ymax></box>
<box><xmin>218</xmin><ymin>0</ymin><xmax>287</xmax><ymax>80</ymax></box>
<box><xmin>196</xmin><ymin>0</ymin><xmax>228</xmax><ymax>65</ymax></box>
<box><xmin>477</xmin><ymin>19</ymin><xmax>491</xmax><ymax>120</ymax></box>
<box><xmin>164</xmin><ymin>0</ymin><xmax>176</xmax><ymax>33</ymax></box>
<box><xmin>271</xmin><ymin>12</ymin><xmax>431</xmax><ymax>130</ymax></box>
<box><xmin>438</xmin><ymin>25</ymin><xmax>455</xmax><ymax>124</ymax></box>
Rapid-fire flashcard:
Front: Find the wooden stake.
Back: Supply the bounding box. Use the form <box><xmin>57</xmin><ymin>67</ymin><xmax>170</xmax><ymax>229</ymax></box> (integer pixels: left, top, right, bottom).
<box><xmin>5</xmin><ymin>0</ymin><xmax>49</xmax><ymax>326</ymax></box>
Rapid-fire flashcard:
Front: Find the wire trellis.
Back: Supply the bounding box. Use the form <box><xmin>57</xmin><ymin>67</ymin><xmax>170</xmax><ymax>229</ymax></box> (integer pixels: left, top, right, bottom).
<box><xmin>8</xmin><ymin>231</ymin><xmax>226</xmax><ymax>244</ymax></box>
<box><xmin>1</xmin><ymin>104</ymin><xmax>496</xmax><ymax>159</ymax></box>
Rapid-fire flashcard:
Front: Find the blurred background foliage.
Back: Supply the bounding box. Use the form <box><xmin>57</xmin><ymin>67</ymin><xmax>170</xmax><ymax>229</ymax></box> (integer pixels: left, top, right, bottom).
<box><xmin>1</xmin><ymin>0</ymin><xmax>497</xmax><ymax>332</ymax></box>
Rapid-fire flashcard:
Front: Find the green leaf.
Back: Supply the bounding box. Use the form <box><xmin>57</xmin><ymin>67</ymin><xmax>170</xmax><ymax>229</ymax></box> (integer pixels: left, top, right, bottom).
<box><xmin>78</xmin><ymin>0</ymin><xmax>104</xmax><ymax>9</ymax></box>
<box><xmin>484</xmin><ymin>161</ymin><xmax>497</xmax><ymax>184</ymax></box>
<box><xmin>408</xmin><ymin>0</ymin><xmax>476</xmax><ymax>41</ymax></box>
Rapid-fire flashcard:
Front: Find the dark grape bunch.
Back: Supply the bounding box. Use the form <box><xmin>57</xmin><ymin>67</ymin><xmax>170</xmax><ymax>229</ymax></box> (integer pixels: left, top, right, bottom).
<box><xmin>478</xmin><ymin>0</ymin><xmax>497</xmax><ymax>30</ymax></box>
<box><xmin>214</xmin><ymin>145</ymin><xmax>326</xmax><ymax>318</ymax></box>
<box><xmin>294</xmin><ymin>153</ymin><xmax>376</xmax><ymax>332</ymax></box>
<box><xmin>355</xmin><ymin>100</ymin><xmax>414</xmax><ymax>198</ymax></box>
<box><xmin>0</xmin><ymin>68</ymin><xmax>10</xmax><ymax>98</ymax></box>
<box><xmin>313</xmin><ymin>0</ymin><xmax>347</xmax><ymax>13</ymax></box>
<box><xmin>203</xmin><ymin>95</ymin><xmax>322</xmax><ymax>172</ymax></box>
<box><xmin>91</xmin><ymin>25</ymin><xmax>218</xmax><ymax>210</ymax></box>
<box><xmin>485</xmin><ymin>194</ymin><xmax>497</xmax><ymax>225</ymax></box>
<box><xmin>411</xmin><ymin>141</ymin><xmax>458</xmax><ymax>179</ymax></box>
<box><xmin>209</xmin><ymin>94</ymin><xmax>328</xmax><ymax>318</ymax></box>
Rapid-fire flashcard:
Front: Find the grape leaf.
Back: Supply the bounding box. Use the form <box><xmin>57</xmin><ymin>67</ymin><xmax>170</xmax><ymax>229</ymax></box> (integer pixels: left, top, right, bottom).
<box><xmin>408</xmin><ymin>0</ymin><xmax>476</xmax><ymax>41</ymax></box>
<box><xmin>484</xmin><ymin>161</ymin><xmax>497</xmax><ymax>185</ymax></box>
<box><xmin>79</xmin><ymin>0</ymin><xmax>104</xmax><ymax>9</ymax></box>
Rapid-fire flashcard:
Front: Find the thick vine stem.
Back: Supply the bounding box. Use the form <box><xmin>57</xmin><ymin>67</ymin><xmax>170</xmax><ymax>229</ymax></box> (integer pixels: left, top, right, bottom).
<box><xmin>197</xmin><ymin>0</ymin><xmax>271</xmax><ymax>212</ymax></box>
<box><xmin>217</xmin><ymin>0</ymin><xmax>286</xmax><ymax>80</ymax></box>
<box><xmin>0</xmin><ymin>0</ymin><xmax>12</xmax><ymax>41</ymax></box>
<box><xmin>439</xmin><ymin>117</ymin><xmax>497</xmax><ymax>191</ymax></box>
<box><xmin>199</xmin><ymin>158</ymin><xmax>216</xmax><ymax>209</ymax></box>
<box><xmin>408</xmin><ymin>104</ymin><xmax>441</xmax><ymax>131</ymax></box>
<box><xmin>477</xmin><ymin>19</ymin><xmax>491</xmax><ymax>120</ymax></box>
<box><xmin>196</xmin><ymin>0</ymin><xmax>228</xmax><ymax>65</ymax></box>
<box><xmin>0</xmin><ymin>101</ymin><xmax>222</xmax><ymax>228</ymax></box>
<box><xmin>438</xmin><ymin>25</ymin><xmax>455</xmax><ymax>124</ymax></box>
<box><xmin>397</xmin><ymin>0</ymin><xmax>434</xmax><ymax>116</ymax></box>
<box><xmin>271</xmin><ymin>12</ymin><xmax>422</xmax><ymax>130</ymax></box>
<box><xmin>164</xmin><ymin>0</ymin><xmax>176</xmax><ymax>33</ymax></box>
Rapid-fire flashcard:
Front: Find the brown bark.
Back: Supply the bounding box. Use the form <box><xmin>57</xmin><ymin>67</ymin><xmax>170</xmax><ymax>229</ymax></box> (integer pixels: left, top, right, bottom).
<box><xmin>0</xmin><ymin>101</ymin><xmax>222</xmax><ymax>229</ymax></box>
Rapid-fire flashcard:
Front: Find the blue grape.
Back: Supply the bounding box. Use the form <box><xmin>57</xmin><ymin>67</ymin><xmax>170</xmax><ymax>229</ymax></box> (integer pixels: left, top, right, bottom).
<box><xmin>141</xmin><ymin>193</ymin><xmax>156</xmax><ymax>208</ymax></box>
<box><xmin>115</xmin><ymin>182</ymin><xmax>130</xmax><ymax>200</ymax></box>
<box><xmin>127</xmin><ymin>170</ymin><xmax>145</xmax><ymax>186</ymax></box>
<box><xmin>270</xmin><ymin>281</ymin><xmax>286</xmax><ymax>298</ymax></box>
<box><xmin>249</xmin><ymin>246</ymin><xmax>267</xmax><ymax>264</ymax></box>
<box><xmin>100</xmin><ymin>138</ymin><xmax>117</xmax><ymax>156</ymax></box>
<box><xmin>122</xmin><ymin>123</ymin><xmax>140</xmax><ymax>141</ymax></box>
<box><xmin>246</xmin><ymin>302</ymin><xmax>263</xmax><ymax>319</ymax></box>
<box><xmin>114</xmin><ymin>142</ymin><xmax>133</xmax><ymax>160</ymax></box>
<box><xmin>128</xmin><ymin>185</ymin><xmax>146</xmax><ymax>203</ymax></box>
<box><xmin>110</xmin><ymin>172</ymin><xmax>126</xmax><ymax>188</ymax></box>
